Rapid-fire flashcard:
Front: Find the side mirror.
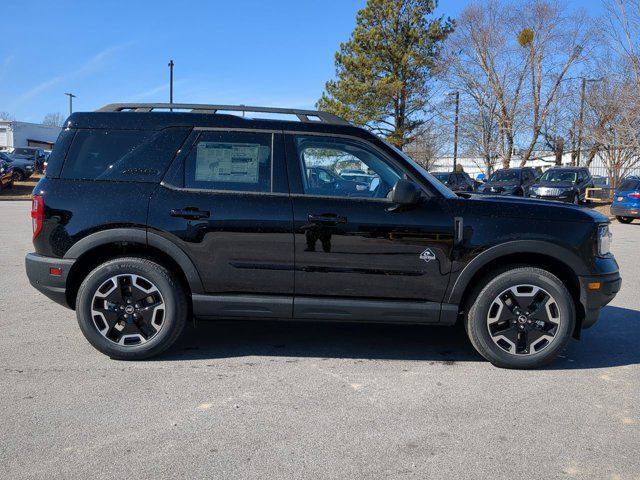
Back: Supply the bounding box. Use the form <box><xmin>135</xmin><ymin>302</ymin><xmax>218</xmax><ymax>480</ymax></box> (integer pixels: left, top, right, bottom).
<box><xmin>390</xmin><ymin>179</ymin><xmax>421</xmax><ymax>206</ymax></box>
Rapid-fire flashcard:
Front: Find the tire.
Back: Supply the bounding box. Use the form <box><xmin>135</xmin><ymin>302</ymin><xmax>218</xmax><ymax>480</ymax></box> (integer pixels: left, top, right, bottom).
<box><xmin>616</xmin><ymin>216</ymin><xmax>634</xmax><ymax>224</ymax></box>
<box><xmin>465</xmin><ymin>267</ymin><xmax>575</xmax><ymax>369</ymax></box>
<box><xmin>76</xmin><ymin>257</ymin><xmax>188</xmax><ymax>360</ymax></box>
<box><xmin>12</xmin><ymin>170</ymin><xmax>24</xmax><ymax>182</ymax></box>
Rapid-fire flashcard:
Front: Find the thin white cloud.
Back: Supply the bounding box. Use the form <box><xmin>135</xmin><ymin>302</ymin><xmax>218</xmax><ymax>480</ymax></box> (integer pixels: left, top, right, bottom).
<box><xmin>129</xmin><ymin>83</ymin><xmax>169</xmax><ymax>101</ymax></box>
<box><xmin>0</xmin><ymin>54</ymin><xmax>15</xmax><ymax>81</ymax></box>
<box><xmin>11</xmin><ymin>44</ymin><xmax>130</xmax><ymax>107</ymax></box>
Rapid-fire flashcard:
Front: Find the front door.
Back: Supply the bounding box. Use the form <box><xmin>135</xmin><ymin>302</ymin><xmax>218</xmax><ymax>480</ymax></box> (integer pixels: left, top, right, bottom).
<box><xmin>285</xmin><ymin>134</ymin><xmax>455</xmax><ymax>322</ymax></box>
<box><xmin>148</xmin><ymin>129</ymin><xmax>294</xmax><ymax>318</ymax></box>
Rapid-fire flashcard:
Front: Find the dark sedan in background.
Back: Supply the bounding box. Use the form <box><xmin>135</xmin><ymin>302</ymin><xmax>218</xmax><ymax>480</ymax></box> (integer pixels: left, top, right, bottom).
<box><xmin>0</xmin><ymin>152</ymin><xmax>35</xmax><ymax>181</ymax></box>
<box><xmin>529</xmin><ymin>167</ymin><xmax>594</xmax><ymax>204</ymax></box>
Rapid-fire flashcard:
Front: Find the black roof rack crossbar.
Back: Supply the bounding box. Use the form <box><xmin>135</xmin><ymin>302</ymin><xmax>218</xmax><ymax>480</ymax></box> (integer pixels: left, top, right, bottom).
<box><xmin>97</xmin><ymin>103</ymin><xmax>350</xmax><ymax>125</ymax></box>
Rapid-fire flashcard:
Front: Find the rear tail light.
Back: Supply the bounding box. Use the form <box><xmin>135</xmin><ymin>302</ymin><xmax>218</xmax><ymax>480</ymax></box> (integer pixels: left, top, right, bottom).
<box><xmin>31</xmin><ymin>195</ymin><xmax>44</xmax><ymax>240</ymax></box>
<box><xmin>628</xmin><ymin>192</ymin><xmax>640</xmax><ymax>199</ymax></box>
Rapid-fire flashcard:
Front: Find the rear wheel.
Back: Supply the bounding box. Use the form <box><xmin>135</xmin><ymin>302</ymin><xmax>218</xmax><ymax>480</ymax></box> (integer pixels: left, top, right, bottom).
<box><xmin>12</xmin><ymin>170</ymin><xmax>24</xmax><ymax>182</ymax></box>
<box><xmin>465</xmin><ymin>267</ymin><xmax>575</xmax><ymax>369</ymax></box>
<box><xmin>616</xmin><ymin>216</ymin><xmax>634</xmax><ymax>224</ymax></box>
<box><xmin>76</xmin><ymin>257</ymin><xmax>188</xmax><ymax>360</ymax></box>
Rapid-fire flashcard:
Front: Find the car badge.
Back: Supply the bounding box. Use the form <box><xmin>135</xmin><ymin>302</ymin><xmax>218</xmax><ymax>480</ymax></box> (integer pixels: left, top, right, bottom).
<box><xmin>420</xmin><ymin>248</ymin><xmax>436</xmax><ymax>263</ymax></box>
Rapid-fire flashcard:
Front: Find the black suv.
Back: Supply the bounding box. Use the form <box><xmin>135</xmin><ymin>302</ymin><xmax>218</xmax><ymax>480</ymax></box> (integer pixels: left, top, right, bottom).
<box><xmin>529</xmin><ymin>167</ymin><xmax>594</xmax><ymax>204</ymax></box>
<box><xmin>432</xmin><ymin>171</ymin><xmax>476</xmax><ymax>192</ymax></box>
<box><xmin>25</xmin><ymin>103</ymin><xmax>621</xmax><ymax>369</ymax></box>
<box><xmin>479</xmin><ymin>167</ymin><xmax>538</xmax><ymax>196</ymax></box>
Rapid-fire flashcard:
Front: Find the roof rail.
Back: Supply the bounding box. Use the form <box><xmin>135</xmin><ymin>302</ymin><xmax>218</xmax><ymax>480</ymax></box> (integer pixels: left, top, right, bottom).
<box><xmin>96</xmin><ymin>103</ymin><xmax>350</xmax><ymax>125</ymax></box>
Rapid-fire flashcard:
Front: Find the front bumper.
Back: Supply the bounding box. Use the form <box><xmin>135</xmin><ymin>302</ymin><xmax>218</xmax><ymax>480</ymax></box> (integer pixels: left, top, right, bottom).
<box><xmin>25</xmin><ymin>253</ymin><xmax>75</xmax><ymax>308</ymax></box>
<box><xmin>578</xmin><ymin>272</ymin><xmax>621</xmax><ymax>329</ymax></box>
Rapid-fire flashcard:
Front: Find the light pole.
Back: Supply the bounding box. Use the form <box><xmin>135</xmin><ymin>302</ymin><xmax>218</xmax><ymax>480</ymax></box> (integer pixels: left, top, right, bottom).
<box><xmin>64</xmin><ymin>93</ymin><xmax>76</xmax><ymax>116</ymax></box>
<box><xmin>448</xmin><ymin>91</ymin><xmax>460</xmax><ymax>171</ymax></box>
<box><xmin>168</xmin><ymin>59</ymin><xmax>174</xmax><ymax>110</ymax></box>
<box><xmin>575</xmin><ymin>77</ymin><xmax>602</xmax><ymax>166</ymax></box>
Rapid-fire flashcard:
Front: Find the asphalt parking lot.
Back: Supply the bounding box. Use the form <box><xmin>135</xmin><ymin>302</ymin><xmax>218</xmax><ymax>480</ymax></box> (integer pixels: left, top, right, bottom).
<box><xmin>1</xmin><ymin>200</ymin><xmax>638</xmax><ymax>480</ymax></box>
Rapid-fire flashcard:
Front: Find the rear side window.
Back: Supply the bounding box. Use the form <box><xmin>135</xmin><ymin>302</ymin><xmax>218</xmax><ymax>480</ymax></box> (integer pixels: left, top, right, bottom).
<box><xmin>184</xmin><ymin>131</ymin><xmax>272</xmax><ymax>192</ymax></box>
<box><xmin>60</xmin><ymin>128</ymin><xmax>189</xmax><ymax>182</ymax></box>
<box><xmin>619</xmin><ymin>179</ymin><xmax>640</xmax><ymax>191</ymax></box>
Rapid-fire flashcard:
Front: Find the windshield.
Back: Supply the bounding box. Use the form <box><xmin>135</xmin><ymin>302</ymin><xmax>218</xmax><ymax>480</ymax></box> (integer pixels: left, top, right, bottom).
<box><xmin>387</xmin><ymin>144</ymin><xmax>457</xmax><ymax>198</ymax></box>
<box><xmin>489</xmin><ymin>170</ymin><xmax>520</xmax><ymax>183</ymax></box>
<box><xmin>540</xmin><ymin>170</ymin><xmax>577</xmax><ymax>183</ymax></box>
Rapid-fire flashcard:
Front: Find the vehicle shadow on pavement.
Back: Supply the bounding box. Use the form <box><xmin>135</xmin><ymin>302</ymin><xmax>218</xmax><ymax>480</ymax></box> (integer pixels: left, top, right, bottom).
<box><xmin>550</xmin><ymin>306</ymin><xmax>640</xmax><ymax>370</ymax></box>
<box><xmin>163</xmin><ymin>320</ymin><xmax>481</xmax><ymax>364</ymax></box>
<box><xmin>159</xmin><ymin>305</ymin><xmax>640</xmax><ymax>368</ymax></box>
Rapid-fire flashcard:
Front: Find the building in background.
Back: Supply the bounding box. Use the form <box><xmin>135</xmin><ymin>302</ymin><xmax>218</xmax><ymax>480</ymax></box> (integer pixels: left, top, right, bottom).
<box><xmin>0</xmin><ymin>120</ymin><xmax>62</xmax><ymax>152</ymax></box>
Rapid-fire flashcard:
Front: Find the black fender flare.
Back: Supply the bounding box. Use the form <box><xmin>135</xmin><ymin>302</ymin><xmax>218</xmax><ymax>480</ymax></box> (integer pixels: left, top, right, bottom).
<box><xmin>63</xmin><ymin>228</ymin><xmax>204</xmax><ymax>293</ymax></box>
<box><xmin>446</xmin><ymin>240</ymin><xmax>587</xmax><ymax>305</ymax></box>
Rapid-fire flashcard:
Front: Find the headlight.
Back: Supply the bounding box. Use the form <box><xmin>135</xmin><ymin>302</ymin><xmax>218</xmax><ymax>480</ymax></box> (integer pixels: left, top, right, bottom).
<box><xmin>597</xmin><ymin>224</ymin><xmax>612</xmax><ymax>256</ymax></box>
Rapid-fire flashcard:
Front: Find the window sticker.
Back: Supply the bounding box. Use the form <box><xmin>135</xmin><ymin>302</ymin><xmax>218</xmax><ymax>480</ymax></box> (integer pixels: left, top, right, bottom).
<box><xmin>195</xmin><ymin>142</ymin><xmax>260</xmax><ymax>183</ymax></box>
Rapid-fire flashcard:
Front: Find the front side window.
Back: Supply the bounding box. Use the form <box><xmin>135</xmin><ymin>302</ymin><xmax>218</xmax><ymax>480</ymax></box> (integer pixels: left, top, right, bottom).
<box><xmin>296</xmin><ymin>136</ymin><xmax>402</xmax><ymax>199</ymax></box>
<box><xmin>184</xmin><ymin>131</ymin><xmax>272</xmax><ymax>192</ymax></box>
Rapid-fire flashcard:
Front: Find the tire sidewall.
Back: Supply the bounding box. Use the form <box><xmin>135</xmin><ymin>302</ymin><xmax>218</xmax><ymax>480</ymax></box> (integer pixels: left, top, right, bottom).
<box><xmin>468</xmin><ymin>269</ymin><xmax>575</xmax><ymax>369</ymax></box>
<box><xmin>76</xmin><ymin>257</ymin><xmax>186</xmax><ymax>359</ymax></box>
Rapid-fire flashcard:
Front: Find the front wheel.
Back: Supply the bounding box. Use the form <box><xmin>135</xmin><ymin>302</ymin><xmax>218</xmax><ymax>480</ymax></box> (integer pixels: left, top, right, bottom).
<box><xmin>76</xmin><ymin>257</ymin><xmax>188</xmax><ymax>360</ymax></box>
<box><xmin>616</xmin><ymin>216</ymin><xmax>634</xmax><ymax>224</ymax></box>
<box><xmin>465</xmin><ymin>267</ymin><xmax>575</xmax><ymax>369</ymax></box>
<box><xmin>12</xmin><ymin>170</ymin><xmax>24</xmax><ymax>182</ymax></box>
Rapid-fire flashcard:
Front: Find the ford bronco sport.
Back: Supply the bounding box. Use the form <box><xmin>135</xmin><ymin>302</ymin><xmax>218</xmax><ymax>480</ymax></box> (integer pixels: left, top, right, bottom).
<box><xmin>25</xmin><ymin>103</ymin><xmax>621</xmax><ymax>368</ymax></box>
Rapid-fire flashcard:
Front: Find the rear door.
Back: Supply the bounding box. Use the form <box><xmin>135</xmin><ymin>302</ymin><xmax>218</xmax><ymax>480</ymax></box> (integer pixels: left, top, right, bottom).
<box><xmin>148</xmin><ymin>129</ymin><xmax>294</xmax><ymax>318</ymax></box>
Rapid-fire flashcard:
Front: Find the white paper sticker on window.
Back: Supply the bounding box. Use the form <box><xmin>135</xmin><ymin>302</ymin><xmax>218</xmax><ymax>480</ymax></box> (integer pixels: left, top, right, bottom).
<box><xmin>195</xmin><ymin>142</ymin><xmax>260</xmax><ymax>183</ymax></box>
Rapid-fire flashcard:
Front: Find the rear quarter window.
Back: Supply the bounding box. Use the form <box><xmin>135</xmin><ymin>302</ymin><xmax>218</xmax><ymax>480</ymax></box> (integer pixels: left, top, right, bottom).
<box><xmin>618</xmin><ymin>179</ymin><xmax>640</xmax><ymax>191</ymax></box>
<box><xmin>60</xmin><ymin>128</ymin><xmax>190</xmax><ymax>182</ymax></box>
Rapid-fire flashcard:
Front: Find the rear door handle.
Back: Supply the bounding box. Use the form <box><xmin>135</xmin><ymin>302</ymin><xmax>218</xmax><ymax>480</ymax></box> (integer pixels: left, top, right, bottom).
<box><xmin>308</xmin><ymin>213</ymin><xmax>347</xmax><ymax>224</ymax></box>
<box><xmin>170</xmin><ymin>208</ymin><xmax>210</xmax><ymax>220</ymax></box>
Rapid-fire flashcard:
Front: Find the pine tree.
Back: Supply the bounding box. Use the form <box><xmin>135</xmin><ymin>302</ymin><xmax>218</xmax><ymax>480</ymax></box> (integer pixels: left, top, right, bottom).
<box><xmin>318</xmin><ymin>0</ymin><xmax>453</xmax><ymax>149</ymax></box>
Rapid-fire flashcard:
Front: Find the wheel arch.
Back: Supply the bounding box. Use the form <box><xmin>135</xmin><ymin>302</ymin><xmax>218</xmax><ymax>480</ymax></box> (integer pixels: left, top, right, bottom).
<box><xmin>63</xmin><ymin>228</ymin><xmax>203</xmax><ymax>309</ymax></box>
<box><xmin>449</xmin><ymin>241</ymin><xmax>587</xmax><ymax>335</ymax></box>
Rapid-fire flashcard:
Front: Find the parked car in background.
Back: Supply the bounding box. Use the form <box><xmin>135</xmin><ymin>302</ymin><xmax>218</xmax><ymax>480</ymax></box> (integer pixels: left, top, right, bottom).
<box><xmin>611</xmin><ymin>176</ymin><xmax>640</xmax><ymax>223</ymax></box>
<box><xmin>8</xmin><ymin>147</ymin><xmax>47</xmax><ymax>173</ymax></box>
<box><xmin>0</xmin><ymin>152</ymin><xmax>35</xmax><ymax>181</ymax></box>
<box><xmin>0</xmin><ymin>157</ymin><xmax>14</xmax><ymax>189</ymax></box>
<box><xmin>529</xmin><ymin>167</ymin><xmax>594</xmax><ymax>204</ymax></box>
<box><xmin>307</xmin><ymin>166</ymin><xmax>370</xmax><ymax>195</ymax></box>
<box><xmin>339</xmin><ymin>169</ymin><xmax>377</xmax><ymax>185</ymax></box>
<box><xmin>478</xmin><ymin>167</ymin><xmax>537</xmax><ymax>196</ymax></box>
<box><xmin>431</xmin><ymin>171</ymin><xmax>476</xmax><ymax>192</ymax></box>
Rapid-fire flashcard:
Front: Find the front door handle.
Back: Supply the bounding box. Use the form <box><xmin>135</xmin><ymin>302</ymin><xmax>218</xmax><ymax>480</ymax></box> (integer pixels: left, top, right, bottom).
<box><xmin>170</xmin><ymin>208</ymin><xmax>210</xmax><ymax>220</ymax></box>
<box><xmin>308</xmin><ymin>213</ymin><xmax>347</xmax><ymax>224</ymax></box>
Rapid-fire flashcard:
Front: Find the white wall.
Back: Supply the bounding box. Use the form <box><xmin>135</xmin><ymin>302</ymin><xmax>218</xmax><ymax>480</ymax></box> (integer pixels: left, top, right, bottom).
<box><xmin>0</xmin><ymin>121</ymin><xmax>62</xmax><ymax>150</ymax></box>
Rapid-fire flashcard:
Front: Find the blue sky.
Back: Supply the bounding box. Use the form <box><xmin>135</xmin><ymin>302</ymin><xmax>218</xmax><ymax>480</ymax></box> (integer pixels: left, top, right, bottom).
<box><xmin>1</xmin><ymin>0</ymin><xmax>606</xmax><ymax>123</ymax></box>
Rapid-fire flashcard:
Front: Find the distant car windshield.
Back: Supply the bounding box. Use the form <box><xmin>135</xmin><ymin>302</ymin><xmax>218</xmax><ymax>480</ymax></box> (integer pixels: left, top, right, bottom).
<box><xmin>489</xmin><ymin>170</ymin><xmax>520</xmax><ymax>183</ymax></box>
<box><xmin>540</xmin><ymin>170</ymin><xmax>577</xmax><ymax>183</ymax></box>
<box><xmin>433</xmin><ymin>173</ymin><xmax>450</xmax><ymax>182</ymax></box>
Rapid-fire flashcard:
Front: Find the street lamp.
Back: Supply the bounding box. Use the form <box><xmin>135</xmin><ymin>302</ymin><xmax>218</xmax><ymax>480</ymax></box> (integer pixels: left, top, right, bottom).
<box><xmin>64</xmin><ymin>92</ymin><xmax>76</xmax><ymax>116</ymax></box>
<box><xmin>576</xmin><ymin>77</ymin><xmax>602</xmax><ymax>165</ymax></box>
<box><xmin>168</xmin><ymin>60</ymin><xmax>174</xmax><ymax>111</ymax></box>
